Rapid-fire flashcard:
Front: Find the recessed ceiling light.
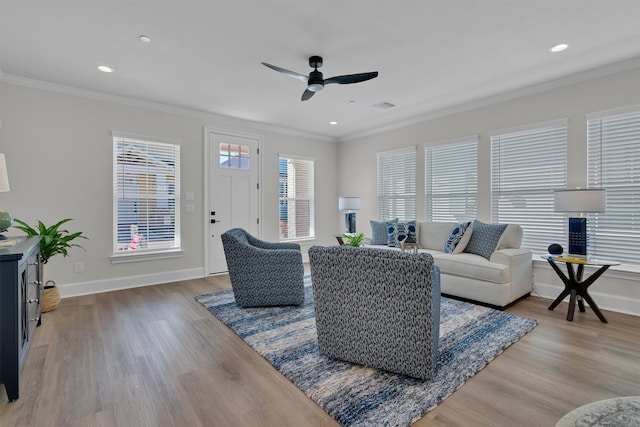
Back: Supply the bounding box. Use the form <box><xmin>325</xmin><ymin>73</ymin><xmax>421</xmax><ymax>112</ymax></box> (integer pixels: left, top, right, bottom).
<box><xmin>139</xmin><ymin>35</ymin><xmax>152</xmax><ymax>43</ymax></box>
<box><xmin>549</xmin><ymin>43</ymin><xmax>569</xmax><ymax>53</ymax></box>
<box><xmin>329</xmin><ymin>121</ymin><xmax>338</xmax><ymax>125</ymax></box>
<box><xmin>97</xmin><ymin>65</ymin><xmax>114</xmax><ymax>73</ymax></box>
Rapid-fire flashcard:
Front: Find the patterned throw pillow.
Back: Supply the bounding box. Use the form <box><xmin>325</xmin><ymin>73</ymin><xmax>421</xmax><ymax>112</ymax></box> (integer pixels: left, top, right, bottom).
<box><xmin>370</xmin><ymin>218</ymin><xmax>398</xmax><ymax>245</ymax></box>
<box><xmin>463</xmin><ymin>220</ymin><xmax>508</xmax><ymax>260</ymax></box>
<box><xmin>443</xmin><ymin>222</ymin><xmax>471</xmax><ymax>253</ymax></box>
<box><xmin>387</xmin><ymin>221</ymin><xmax>417</xmax><ymax>247</ymax></box>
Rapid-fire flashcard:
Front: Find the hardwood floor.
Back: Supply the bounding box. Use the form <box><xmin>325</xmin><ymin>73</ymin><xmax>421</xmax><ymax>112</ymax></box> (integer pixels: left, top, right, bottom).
<box><xmin>1</xmin><ymin>273</ymin><xmax>639</xmax><ymax>427</ymax></box>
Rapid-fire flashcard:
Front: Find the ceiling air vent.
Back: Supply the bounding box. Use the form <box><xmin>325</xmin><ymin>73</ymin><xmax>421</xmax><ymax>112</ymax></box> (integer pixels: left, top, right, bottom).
<box><xmin>373</xmin><ymin>101</ymin><xmax>396</xmax><ymax>110</ymax></box>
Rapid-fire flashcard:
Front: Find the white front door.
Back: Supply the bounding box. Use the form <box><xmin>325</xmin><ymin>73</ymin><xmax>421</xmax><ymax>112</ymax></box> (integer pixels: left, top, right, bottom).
<box><xmin>206</xmin><ymin>130</ymin><xmax>260</xmax><ymax>274</ymax></box>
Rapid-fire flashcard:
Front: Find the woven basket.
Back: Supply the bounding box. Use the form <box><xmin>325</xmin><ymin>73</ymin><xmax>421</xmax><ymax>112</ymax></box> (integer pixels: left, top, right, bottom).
<box><xmin>41</xmin><ymin>283</ymin><xmax>61</xmax><ymax>313</ymax></box>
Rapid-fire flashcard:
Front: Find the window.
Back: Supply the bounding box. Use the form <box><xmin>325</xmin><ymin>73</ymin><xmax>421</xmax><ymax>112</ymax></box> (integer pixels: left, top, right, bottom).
<box><xmin>113</xmin><ymin>134</ymin><xmax>181</xmax><ymax>257</ymax></box>
<box><xmin>219</xmin><ymin>142</ymin><xmax>250</xmax><ymax>169</ymax></box>
<box><xmin>377</xmin><ymin>147</ymin><xmax>416</xmax><ymax>221</ymax></box>
<box><xmin>491</xmin><ymin>119</ymin><xmax>567</xmax><ymax>253</ymax></box>
<box><xmin>425</xmin><ymin>137</ymin><xmax>477</xmax><ymax>222</ymax></box>
<box><xmin>279</xmin><ymin>155</ymin><xmax>314</xmax><ymax>240</ymax></box>
<box><xmin>587</xmin><ymin>107</ymin><xmax>640</xmax><ymax>265</ymax></box>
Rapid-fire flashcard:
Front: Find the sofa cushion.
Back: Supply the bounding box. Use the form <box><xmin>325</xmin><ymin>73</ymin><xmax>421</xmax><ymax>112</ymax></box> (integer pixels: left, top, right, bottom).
<box><xmin>453</xmin><ymin>221</ymin><xmax>474</xmax><ymax>254</ymax></box>
<box><xmin>463</xmin><ymin>220</ymin><xmax>508</xmax><ymax>260</ymax></box>
<box><xmin>430</xmin><ymin>252</ymin><xmax>511</xmax><ymax>284</ymax></box>
<box><xmin>370</xmin><ymin>218</ymin><xmax>398</xmax><ymax>245</ymax></box>
<box><xmin>443</xmin><ymin>222</ymin><xmax>472</xmax><ymax>253</ymax></box>
<box><xmin>496</xmin><ymin>224</ymin><xmax>523</xmax><ymax>250</ymax></box>
<box><xmin>387</xmin><ymin>221</ymin><xmax>417</xmax><ymax>247</ymax></box>
<box><xmin>418</xmin><ymin>221</ymin><xmax>458</xmax><ymax>250</ymax></box>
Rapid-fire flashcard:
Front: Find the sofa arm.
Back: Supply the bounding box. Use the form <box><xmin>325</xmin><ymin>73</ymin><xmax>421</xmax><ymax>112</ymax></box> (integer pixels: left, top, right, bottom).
<box><xmin>490</xmin><ymin>248</ymin><xmax>533</xmax><ymax>299</ymax></box>
<box><xmin>490</xmin><ymin>248</ymin><xmax>531</xmax><ymax>265</ymax></box>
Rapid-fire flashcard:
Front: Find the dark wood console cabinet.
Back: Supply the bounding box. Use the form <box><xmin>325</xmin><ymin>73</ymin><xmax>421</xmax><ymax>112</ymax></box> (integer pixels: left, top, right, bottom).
<box><xmin>0</xmin><ymin>236</ymin><xmax>41</xmax><ymax>401</ymax></box>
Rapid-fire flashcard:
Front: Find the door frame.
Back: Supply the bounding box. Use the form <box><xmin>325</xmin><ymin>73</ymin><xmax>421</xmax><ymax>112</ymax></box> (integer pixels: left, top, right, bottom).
<box><xmin>203</xmin><ymin>127</ymin><xmax>263</xmax><ymax>275</ymax></box>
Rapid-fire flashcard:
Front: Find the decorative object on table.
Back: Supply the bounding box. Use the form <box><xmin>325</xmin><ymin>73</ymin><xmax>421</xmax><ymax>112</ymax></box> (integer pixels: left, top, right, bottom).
<box><xmin>341</xmin><ymin>232</ymin><xmax>368</xmax><ymax>247</ymax></box>
<box><xmin>0</xmin><ymin>153</ymin><xmax>13</xmax><ymax>238</ymax></box>
<box><xmin>338</xmin><ymin>196</ymin><xmax>360</xmax><ymax>233</ymax></box>
<box><xmin>195</xmin><ymin>278</ymin><xmax>537</xmax><ymax>427</ymax></box>
<box><xmin>554</xmin><ymin>188</ymin><xmax>606</xmax><ymax>256</ymax></box>
<box><xmin>556</xmin><ymin>396</ymin><xmax>640</xmax><ymax>427</ymax></box>
<box><xmin>13</xmin><ymin>218</ymin><xmax>87</xmax><ymax>312</ymax></box>
<box><xmin>221</xmin><ymin>228</ymin><xmax>304</xmax><ymax>307</ymax></box>
<box><xmin>548</xmin><ymin>243</ymin><xmax>564</xmax><ymax>255</ymax></box>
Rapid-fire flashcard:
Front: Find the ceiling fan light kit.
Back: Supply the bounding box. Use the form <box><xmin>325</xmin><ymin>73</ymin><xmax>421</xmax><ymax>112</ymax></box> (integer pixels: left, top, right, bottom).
<box><xmin>262</xmin><ymin>55</ymin><xmax>378</xmax><ymax>101</ymax></box>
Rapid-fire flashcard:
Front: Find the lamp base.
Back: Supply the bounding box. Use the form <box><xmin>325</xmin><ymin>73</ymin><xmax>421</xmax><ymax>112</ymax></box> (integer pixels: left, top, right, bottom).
<box><xmin>568</xmin><ymin>217</ymin><xmax>587</xmax><ymax>256</ymax></box>
<box><xmin>345</xmin><ymin>212</ymin><xmax>356</xmax><ymax>234</ymax></box>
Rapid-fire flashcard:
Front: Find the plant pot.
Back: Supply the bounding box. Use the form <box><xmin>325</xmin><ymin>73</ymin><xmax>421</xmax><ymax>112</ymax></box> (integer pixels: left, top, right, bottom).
<box><xmin>41</xmin><ymin>282</ymin><xmax>60</xmax><ymax>313</ymax></box>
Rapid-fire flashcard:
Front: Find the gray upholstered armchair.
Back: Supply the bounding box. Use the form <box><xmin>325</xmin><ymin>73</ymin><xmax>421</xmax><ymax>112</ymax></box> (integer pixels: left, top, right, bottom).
<box><xmin>309</xmin><ymin>246</ymin><xmax>441</xmax><ymax>380</ymax></box>
<box><xmin>221</xmin><ymin>228</ymin><xmax>305</xmax><ymax>307</ymax></box>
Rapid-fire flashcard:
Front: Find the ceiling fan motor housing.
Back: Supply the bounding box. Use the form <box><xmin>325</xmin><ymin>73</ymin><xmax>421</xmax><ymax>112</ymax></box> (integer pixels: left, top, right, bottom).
<box><xmin>308</xmin><ymin>69</ymin><xmax>324</xmax><ymax>91</ymax></box>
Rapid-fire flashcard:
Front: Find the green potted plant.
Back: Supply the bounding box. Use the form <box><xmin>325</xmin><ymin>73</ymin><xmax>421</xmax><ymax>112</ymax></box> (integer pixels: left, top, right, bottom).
<box><xmin>13</xmin><ymin>218</ymin><xmax>87</xmax><ymax>312</ymax></box>
<box><xmin>342</xmin><ymin>232</ymin><xmax>369</xmax><ymax>247</ymax></box>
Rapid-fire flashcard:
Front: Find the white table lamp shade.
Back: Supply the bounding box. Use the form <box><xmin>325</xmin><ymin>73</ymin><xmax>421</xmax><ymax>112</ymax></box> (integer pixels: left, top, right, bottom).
<box><xmin>554</xmin><ymin>189</ymin><xmax>606</xmax><ymax>213</ymax></box>
<box><xmin>0</xmin><ymin>154</ymin><xmax>10</xmax><ymax>192</ymax></box>
<box><xmin>339</xmin><ymin>196</ymin><xmax>361</xmax><ymax>211</ymax></box>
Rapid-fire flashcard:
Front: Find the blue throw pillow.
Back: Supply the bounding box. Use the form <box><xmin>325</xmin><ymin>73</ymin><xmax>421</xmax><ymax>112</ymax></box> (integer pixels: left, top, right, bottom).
<box><xmin>370</xmin><ymin>218</ymin><xmax>398</xmax><ymax>245</ymax></box>
<box><xmin>387</xmin><ymin>221</ymin><xmax>417</xmax><ymax>247</ymax></box>
<box><xmin>463</xmin><ymin>220</ymin><xmax>508</xmax><ymax>260</ymax></box>
<box><xmin>444</xmin><ymin>222</ymin><xmax>471</xmax><ymax>253</ymax></box>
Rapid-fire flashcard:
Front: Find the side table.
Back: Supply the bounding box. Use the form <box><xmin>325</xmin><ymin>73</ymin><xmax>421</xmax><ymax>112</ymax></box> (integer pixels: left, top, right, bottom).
<box><xmin>542</xmin><ymin>255</ymin><xmax>619</xmax><ymax>323</ymax></box>
<box><xmin>401</xmin><ymin>241</ymin><xmax>419</xmax><ymax>253</ymax></box>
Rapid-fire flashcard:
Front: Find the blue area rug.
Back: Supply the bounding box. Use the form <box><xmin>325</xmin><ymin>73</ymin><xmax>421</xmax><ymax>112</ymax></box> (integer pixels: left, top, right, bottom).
<box><xmin>196</xmin><ymin>281</ymin><xmax>537</xmax><ymax>427</ymax></box>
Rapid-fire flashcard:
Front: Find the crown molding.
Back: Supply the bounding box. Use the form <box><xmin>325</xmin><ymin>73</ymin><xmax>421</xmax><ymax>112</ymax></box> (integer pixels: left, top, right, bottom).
<box><xmin>340</xmin><ymin>56</ymin><xmax>640</xmax><ymax>142</ymax></box>
<box><xmin>0</xmin><ymin>74</ymin><xmax>336</xmax><ymax>143</ymax></box>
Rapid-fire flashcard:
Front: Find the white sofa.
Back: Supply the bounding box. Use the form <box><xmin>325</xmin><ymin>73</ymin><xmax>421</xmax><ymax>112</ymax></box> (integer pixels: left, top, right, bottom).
<box><xmin>367</xmin><ymin>221</ymin><xmax>533</xmax><ymax>308</ymax></box>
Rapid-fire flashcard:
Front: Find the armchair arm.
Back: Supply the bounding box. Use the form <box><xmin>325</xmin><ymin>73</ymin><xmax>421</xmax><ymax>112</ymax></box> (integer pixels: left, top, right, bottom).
<box><xmin>246</xmin><ymin>233</ymin><xmax>301</xmax><ymax>251</ymax></box>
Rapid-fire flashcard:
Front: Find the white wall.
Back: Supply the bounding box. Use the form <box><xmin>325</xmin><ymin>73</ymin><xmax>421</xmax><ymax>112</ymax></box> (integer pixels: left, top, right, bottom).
<box><xmin>0</xmin><ymin>82</ymin><xmax>337</xmax><ymax>296</ymax></box>
<box><xmin>338</xmin><ymin>67</ymin><xmax>640</xmax><ymax>316</ymax></box>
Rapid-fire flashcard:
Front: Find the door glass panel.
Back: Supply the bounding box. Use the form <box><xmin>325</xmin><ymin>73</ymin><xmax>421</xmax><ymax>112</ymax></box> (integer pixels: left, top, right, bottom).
<box><xmin>219</xmin><ymin>143</ymin><xmax>250</xmax><ymax>170</ymax></box>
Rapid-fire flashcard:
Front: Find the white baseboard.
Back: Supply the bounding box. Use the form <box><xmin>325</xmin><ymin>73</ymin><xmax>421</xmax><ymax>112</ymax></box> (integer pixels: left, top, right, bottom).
<box><xmin>534</xmin><ymin>282</ymin><xmax>640</xmax><ymax>317</ymax></box>
<box><xmin>58</xmin><ymin>267</ymin><xmax>206</xmax><ymax>298</ymax></box>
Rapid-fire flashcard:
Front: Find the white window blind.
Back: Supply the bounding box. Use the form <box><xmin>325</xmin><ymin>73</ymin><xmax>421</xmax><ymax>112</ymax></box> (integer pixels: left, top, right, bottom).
<box><xmin>377</xmin><ymin>147</ymin><xmax>416</xmax><ymax>221</ymax></box>
<box><xmin>113</xmin><ymin>135</ymin><xmax>181</xmax><ymax>256</ymax></box>
<box><xmin>588</xmin><ymin>108</ymin><xmax>640</xmax><ymax>265</ymax></box>
<box><xmin>425</xmin><ymin>138</ymin><xmax>477</xmax><ymax>222</ymax></box>
<box><xmin>491</xmin><ymin>120</ymin><xmax>567</xmax><ymax>253</ymax></box>
<box><xmin>279</xmin><ymin>156</ymin><xmax>314</xmax><ymax>240</ymax></box>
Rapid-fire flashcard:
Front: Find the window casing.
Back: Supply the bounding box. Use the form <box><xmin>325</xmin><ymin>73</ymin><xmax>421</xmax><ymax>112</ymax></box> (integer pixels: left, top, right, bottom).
<box><xmin>587</xmin><ymin>107</ymin><xmax>640</xmax><ymax>265</ymax></box>
<box><xmin>377</xmin><ymin>147</ymin><xmax>416</xmax><ymax>221</ymax></box>
<box><xmin>113</xmin><ymin>134</ymin><xmax>181</xmax><ymax>257</ymax></box>
<box><xmin>279</xmin><ymin>156</ymin><xmax>314</xmax><ymax>240</ymax></box>
<box><xmin>491</xmin><ymin>120</ymin><xmax>567</xmax><ymax>253</ymax></box>
<box><xmin>425</xmin><ymin>137</ymin><xmax>478</xmax><ymax>222</ymax></box>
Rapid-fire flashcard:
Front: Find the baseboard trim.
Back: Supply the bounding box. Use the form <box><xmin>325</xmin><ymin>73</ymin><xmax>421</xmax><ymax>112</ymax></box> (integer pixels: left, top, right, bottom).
<box><xmin>58</xmin><ymin>267</ymin><xmax>206</xmax><ymax>298</ymax></box>
<box><xmin>534</xmin><ymin>282</ymin><xmax>640</xmax><ymax>317</ymax></box>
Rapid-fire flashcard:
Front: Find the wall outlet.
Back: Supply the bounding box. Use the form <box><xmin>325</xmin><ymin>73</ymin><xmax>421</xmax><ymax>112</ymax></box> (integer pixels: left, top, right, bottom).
<box><xmin>74</xmin><ymin>262</ymin><xmax>84</xmax><ymax>273</ymax></box>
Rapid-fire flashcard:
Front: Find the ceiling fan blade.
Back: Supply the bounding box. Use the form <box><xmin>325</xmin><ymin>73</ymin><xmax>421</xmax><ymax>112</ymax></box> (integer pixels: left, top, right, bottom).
<box><xmin>301</xmin><ymin>89</ymin><xmax>315</xmax><ymax>101</ymax></box>
<box><xmin>324</xmin><ymin>71</ymin><xmax>378</xmax><ymax>85</ymax></box>
<box><xmin>261</xmin><ymin>62</ymin><xmax>308</xmax><ymax>83</ymax></box>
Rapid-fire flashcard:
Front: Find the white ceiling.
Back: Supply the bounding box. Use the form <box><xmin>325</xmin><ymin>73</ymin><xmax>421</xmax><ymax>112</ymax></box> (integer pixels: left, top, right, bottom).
<box><xmin>2</xmin><ymin>1</ymin><xmax>640</xmax><ymax>141</ymax></box>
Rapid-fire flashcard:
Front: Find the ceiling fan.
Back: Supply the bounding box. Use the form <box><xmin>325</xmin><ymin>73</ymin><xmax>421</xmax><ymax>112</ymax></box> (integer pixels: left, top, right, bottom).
<box><xmin>261</xmin><ymin>55</ymin><xmax>378</xmax><ymax>101</ymax></box>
